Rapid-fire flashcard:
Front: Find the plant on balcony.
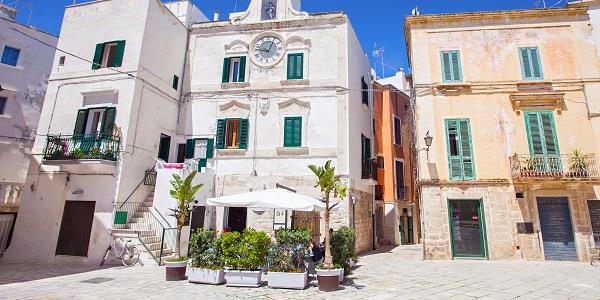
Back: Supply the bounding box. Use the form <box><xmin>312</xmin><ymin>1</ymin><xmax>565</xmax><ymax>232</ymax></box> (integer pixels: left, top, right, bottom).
<box><xmin>89</xmin><ymin>147</ymin><xmax>101</xmax><ymax>158</ymax></box>
<box><xmin>188</xmin><ymin>229</ymin><xmax>225</xmax><ymax>285</ymax></box>
<box><xmin>520</xmin><ymin>157</ymin><xmax>538</xmax><ymax>177</ymax></box>
<box><xmin>568</xmin><ymin>150</ymin><xmax>592</xmax><ymax>177</ymax></box>
<box><xmin>308</xmin><ymin>160</ymin><xmax>347</xmax><ymax>291</ymax></box>
<box><xmin>267</xmin><ymin>228</ymin><xmax>312</xmax><ymax>290</ymax></box>
<box><xmin>104</xmin><ymin>149</ymin><xmax>115</xmax><ymax>160</ymax></box>
<box><xmin>70</xmin><ymin>148</ymin><xmax>85</xmax><ymax>159</ymax></box>
<box><xmin>165</xmin><ymin>171</ymin><xmax>203</xmax><ymax>281</ymax></box>
<box><xmin>220</xmin><ymin>229</ymin><xmax>270</xmax><ymax>287</ymax></box>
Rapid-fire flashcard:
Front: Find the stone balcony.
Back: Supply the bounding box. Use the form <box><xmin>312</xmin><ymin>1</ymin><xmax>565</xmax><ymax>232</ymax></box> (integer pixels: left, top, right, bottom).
<box><xmin>510</xmin><ymin>153</ymin><xmax>600</xmax><ymax>181</ymax></box>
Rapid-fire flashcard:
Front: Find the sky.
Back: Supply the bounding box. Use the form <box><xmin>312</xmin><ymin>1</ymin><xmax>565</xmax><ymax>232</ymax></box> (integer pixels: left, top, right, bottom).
<box><xmin>7</xmin><ymin>0</ymin><xmax>566</xmax><ymax>77</ymax></box>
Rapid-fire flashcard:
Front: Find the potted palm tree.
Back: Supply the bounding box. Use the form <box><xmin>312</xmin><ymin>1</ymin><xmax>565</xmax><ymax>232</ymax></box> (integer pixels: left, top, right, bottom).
<box><xmin>308</xmin><ymin>160</ymin><xmax>347</xmax><ymax>292</ymax></box>
<box><xmin>568</xmin><ymin>150</ymin><xmax>592</xmax><ymax>178</ymax></box>
<box><xmin>267</xmin><ymin>228</ymin><xmax>312</xmax><ymax>290</ymax></box>
<box><xmin>164</xmin><ymin>171</ymin><xmax>203</xmax><ymax>281</ymax></box>
<box><xmin>188</xmin><ymin>229</ymin><xmax>225</xmax><ymax>285</ymax></box>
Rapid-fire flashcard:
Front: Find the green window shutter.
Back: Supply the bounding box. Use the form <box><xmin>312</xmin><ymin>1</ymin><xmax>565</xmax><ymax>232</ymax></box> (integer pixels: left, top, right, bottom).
<box><xmin>114</xmin><ymin>40</ymin><xmax>126</xmax><ymax>67</ymax></box>
<box><xmin>525</xmin><ymin>111</ymin><xmax>559</xmax><ymax>156</ymax></box>
<box><xmin>284</xmin><ymin>117</ymin><xmax>302</xmax><ymax>147</ymax></box>
<box><xmin>451</xmin><ymin>51</ymin><xmax>462</xmax><ymax>81</ymax></box>
<box><xmin>238</xmin><ymin>56</ymin><xmax>246</xmax><ymax>82</ymax></box>
<box><xmin>92</xmin><ymin>43</ymin><xmax>104</xmax><ymax>70</ymax></box>
<box><xmin>74</xmin><ymin>109</ymin><xmax>89</xmax><ymax>136</ymax></box>
<box><xmin>198</xmin><ymin>159</ymin><xmax>207</xmax><ymax>169</ymax></box>
<box><xmin>185</xmin><ymin>139</ymin><xmax>195</xmax><ymax>159</ymax></box>
<box><xmin>520</xmin><ymin>47</ymin><xmax>543</xmax><ymax>80</ymax></box>
<box><xmin>222</xmin><ymin>58</ymin><xmax>231</xmax><ymax>83</ymax></box>
<box><xmin>446</xmin><ymin>119</ymin><xmax>475</xmax><ymax>180</ymax></box>
<box><xmin>216</xmin><ymin>119</ymin><xmax>226</xmax><ymax>149</ymax></box>
<box><xmin>362</xmin><ymin>77</ymin><xmax>369</xmax><ymax>106</ymax></box>
<box><xmin>206</xmin><ymin>139</ymin><xmax>214</xmax><ymax>159</ymax></box>
<box><xmin>441</xmin><ymin>51</ymin><xmax>462</xmax><ymax>82</ymax></box>
<box><xmin>287</xmin><ymin>53</ymin><xmax>304</xmax><ymax>80</ymax></box>
<box><xmin>519</xmin><ymin>48</ymin><xmax>532</xmax><ymax>79</ymax></box>
<box><xmin>172</xmin><ymin>75</ymin><xmax>179</xmax><ymax>90</ymax></box>
<box><xmin>101</xmin><ymin>107</ymin><xmax>116</xmax><ymax>136</ymax></box>
<box><xmin>239</xmin><ymin>119</ymin><xmax>249</xmax><ymax>149</ymax></box>
<box><xmin>529</xmin><ymin>47</ymin><xmax>542</xmax><ymax>79</ymax></box>
<box><xmin>441</xmin><ymin>52</ymin><xmax>452</xmax><ymax>82</ymax></box>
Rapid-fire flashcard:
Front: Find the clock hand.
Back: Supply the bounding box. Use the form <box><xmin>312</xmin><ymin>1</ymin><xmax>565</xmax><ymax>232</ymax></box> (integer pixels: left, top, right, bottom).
<box><xmin>268</xmin><ymin>42</ymin><xmax>274</xmax><ymax>52</ymax></box>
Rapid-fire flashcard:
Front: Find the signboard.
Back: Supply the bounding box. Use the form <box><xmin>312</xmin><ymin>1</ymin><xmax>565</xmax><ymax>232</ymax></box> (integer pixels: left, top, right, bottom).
<box><xmin>273</xmin><ymin>209</ymin><xmax>288</xmax><ymax>230</ymax></box>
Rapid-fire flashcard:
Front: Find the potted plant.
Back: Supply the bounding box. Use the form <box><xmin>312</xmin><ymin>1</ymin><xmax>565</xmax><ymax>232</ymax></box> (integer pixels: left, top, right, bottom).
<box><xmin>221</xmin><ymin>229</ymin><xmax>270</xmax><ymax>287</ymax></box>
<box><xmin>164</xmin><ymin>171</ymin><xmax>203</xmax><ymax>281</ymax></box>
<box><xmin>331</xmin><ymin>226</ymin><xmax>356</xmax><ymax>277</ymax></box>
<box><xmin>188</xmin><ymin>229</ymin><xmax>225</xmax><ymax>285</ymax></box>
<box><xmin>568</xmin><ymin>150</ymin><xmax>592</xmax><ymax>178</ymax></box>
<box><xmin>308</xmin><ymin>160</ymin><xmax>347</xmax><ymax>292</ymax></box>
<box><xmin>267</xmin><ymin>228</ymin><xmax>312</xmax><ymax>290</ymax></box>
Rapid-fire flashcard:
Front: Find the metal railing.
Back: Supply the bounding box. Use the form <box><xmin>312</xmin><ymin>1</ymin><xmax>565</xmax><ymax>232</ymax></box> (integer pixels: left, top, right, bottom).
<box><xmin>42</xmin><ymin>134</ymin><xmax>120</xmax><ymax>161</ymax></box>
<box><xmin>511</xmin><ymin>154</ymin><xmax>600</xmax><ymax>179</ymax></box>
<box><xmin>1</xmin><ymin>184</ymin><xmax>22</xmax><ymax>206</ymax></box>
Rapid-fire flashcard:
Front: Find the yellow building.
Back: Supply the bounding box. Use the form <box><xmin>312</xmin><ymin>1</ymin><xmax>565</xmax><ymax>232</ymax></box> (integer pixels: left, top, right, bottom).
<box><xmin>406</xmin><ymin>6</ymin><xmax>600</xmax><ymax>261</ymax></box>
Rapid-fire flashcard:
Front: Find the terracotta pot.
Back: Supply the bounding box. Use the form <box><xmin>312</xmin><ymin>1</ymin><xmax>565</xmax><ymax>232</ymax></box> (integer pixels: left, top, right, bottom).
<box><xmin>165</xmin><ymin>261</ymin><xmax>187</xmax><ymax>281</ymax></box>
<box><xmin>317</xmin><ymin>274</ymin><xmax>339</xmax><ymax>292</ymax></box>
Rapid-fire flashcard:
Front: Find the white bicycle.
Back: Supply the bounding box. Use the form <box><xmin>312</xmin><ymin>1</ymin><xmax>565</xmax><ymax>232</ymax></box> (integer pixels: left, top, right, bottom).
<box><xmin>100</xmin><ymin>237</ymin><xmax>140</xmax><ymax>267</ymax></box>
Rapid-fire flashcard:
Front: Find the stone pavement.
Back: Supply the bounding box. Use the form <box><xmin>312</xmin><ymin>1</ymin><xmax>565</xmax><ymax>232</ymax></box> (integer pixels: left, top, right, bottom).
<box><xmin>1</xmin><ymin>245</ymin><xmax>600</xmax><ymax>299</ymax></box>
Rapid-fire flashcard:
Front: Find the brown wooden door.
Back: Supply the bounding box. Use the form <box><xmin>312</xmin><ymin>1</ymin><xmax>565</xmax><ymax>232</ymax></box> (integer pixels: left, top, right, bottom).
<box><xmin>55</xmin><ymin>201</ymin><xmax>95</xmax><ymax>257</ymax></box>
<box><xmin>292</xmin><ymin>211</ymin><xmax>321</xmax><ymax>243</ymax></box>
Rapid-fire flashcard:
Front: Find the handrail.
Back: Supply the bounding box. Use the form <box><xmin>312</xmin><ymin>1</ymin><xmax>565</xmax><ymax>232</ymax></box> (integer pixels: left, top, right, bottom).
<box><xmin>117</xmin><ymin>166</ymin><xmax>155</xmax><ymax>210</ymax></box>
<box><xmin>136</xmin><ymin>231</ymin><xmax>160</xmax><ymax>266</ymax></box>
<box><xmin>146</xmin><ymin>207</ymin><xmax>176</xmax><ymax>266</ymax></box>
<box><xmin>152</xmin><ymin>206</ymin><xmax>174</xmax><ymax>229</ymax></box>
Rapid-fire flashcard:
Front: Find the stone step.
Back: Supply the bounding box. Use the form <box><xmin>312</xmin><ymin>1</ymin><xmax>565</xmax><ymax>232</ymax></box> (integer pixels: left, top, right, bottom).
<box><xmin>151</xmin><ymin>249</ymin><xmax>173</xmax><ymax>259</ymax></box>
<box><xmin>144</xmin><ymin>242</ymin><xmax>168</xmax><ymax>251</ymax></box>
<box><xmin>126</xmin><ymin>224</ymin><xmax>153</xmax><ymax>231</ymax></box>
<box><xmin>141</xmin><ymin>236</ymin><xmax>161</xmax><ymax>244</ymax></box>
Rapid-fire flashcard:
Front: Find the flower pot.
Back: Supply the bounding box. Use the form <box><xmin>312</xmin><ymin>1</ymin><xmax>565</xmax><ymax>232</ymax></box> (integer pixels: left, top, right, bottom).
<box><xmin>188</xmin><ymin>267</ymin><xmax>225</xmax><ymax>285</ymax></box>
<box><xmin>316</xmin><ymin>268</ymin><xmax>344</xmax><ymax>283</ymax></box>
<box><xmin>164</xmin><ymin>261</ymin><xmax>187</xmax><ymax>281</ymax></box>
<box><xmin>268</xmin><ymin>271</ymin><xmax>308</xmax><ymax>290</ymax></box>
<box><xmin>225</xmin><ymin>270</ymin><xmax>262</xmax><ymax>287</ymax></box>
<box><xmin>316</xmin><ymin>269</ymin><xmax>340</xmax><ymax>292</ymax></box>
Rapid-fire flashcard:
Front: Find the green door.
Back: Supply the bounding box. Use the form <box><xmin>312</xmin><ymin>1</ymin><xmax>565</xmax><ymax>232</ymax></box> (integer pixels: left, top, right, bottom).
<box><xmin>449</xmin><ymin>200</ymin><xmax>488</xmax><ymax>258</ymax></box>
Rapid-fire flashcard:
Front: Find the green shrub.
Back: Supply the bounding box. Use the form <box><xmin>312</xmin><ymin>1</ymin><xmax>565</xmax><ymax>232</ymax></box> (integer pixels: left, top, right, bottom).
<box><xmin>189</xmin><ymin>229</ymin><xmax>223</xmax><ymax>270</ymax></box>
<box><xmin>220</xmin><ymin>229</ymin><xmax>270</xmax><ymax>270</ymax></box>
<box><xmin>331</xmin><ymin>226</ymin><xmax>356</xmax><ymax>273</ymax></box>
<box><xmin>70</xmin><ymin>148</ymin><xmax>85</xmax><ymax>159</ymax></box>
<box><xmin>268</xmin><ymin>228</ymin><xmax>312</xmax><ymax>273</ymax></box>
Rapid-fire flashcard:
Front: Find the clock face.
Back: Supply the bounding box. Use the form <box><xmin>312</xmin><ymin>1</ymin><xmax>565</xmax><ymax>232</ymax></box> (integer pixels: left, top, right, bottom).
<box><xmin>252</xmin><ymin>36</ymin><xmax>284</xmax><ymax>67</ymax></box>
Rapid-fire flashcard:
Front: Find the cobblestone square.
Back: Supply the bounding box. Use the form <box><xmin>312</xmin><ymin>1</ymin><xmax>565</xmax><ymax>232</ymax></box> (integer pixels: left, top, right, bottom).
<box><xmin>1</xmin><ymin>246</ymin><xmax>600</xmax><ymax>299</ymax></box>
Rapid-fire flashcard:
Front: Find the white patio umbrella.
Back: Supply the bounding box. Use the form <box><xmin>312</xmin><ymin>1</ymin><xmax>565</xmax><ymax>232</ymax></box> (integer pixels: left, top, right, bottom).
<box><xmin>206</xmin><ymin>188</ymin><xmax>325</xmax><ymax>212</ymax></box>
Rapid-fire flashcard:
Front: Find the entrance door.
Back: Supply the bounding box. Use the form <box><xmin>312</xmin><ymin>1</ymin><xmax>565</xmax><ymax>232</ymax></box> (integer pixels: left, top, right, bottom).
<box><xmin>158</xmin><ymin>134</ymin><xmax>171</xmax><ymax>162</ymax></box>
<box><xmin>56</xmin><ymin>201</ymin><xmax>95</xmax><ymax>257</ymax></box>
<box><xmin>190</xmin><ymin>206</ymin><xmax>206</xmax><ymax>231</ymax></box>
<box><xmin>588</xmin><ymin>201</ymin><xmax>600</xmax><ymax>244</ymax></box>
<box><xmin>538</xmin><ymin>197</ymin><xmax>577</xmax><ymax>261</ymax></box>
<box><xmin>227</xmin><ymin>207</ymin><xmax>247</xmax><ymax>233</ymax></box>
<box><xmin>176</xmin><ymin>144</ymin><xmax>186</xmax><ymax>163</ymax></box>
<box><xmin>449</xmin><ymin>200</ymin><xmax>487</xmax><ymax>258</ymax></box>
<box><xmin>0</xmin><ymin>213</ymin><xmax>16</xmax><ymax>255</ymax></box>
<box><xmin>292</xmin><ymin>211</ymin><xmax>321</xmax><ymax>243</ymax></box>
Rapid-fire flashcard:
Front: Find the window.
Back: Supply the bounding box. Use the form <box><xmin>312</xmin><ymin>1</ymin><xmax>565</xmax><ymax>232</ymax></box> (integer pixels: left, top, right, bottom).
<box><xmin>441</xmin><ymin>50</ymin><xmax>462</xmax><ymax>82</ymax></box>
<box><xmin>0</xmin><ymin>97</ymin><xmax>6</xmax><ymax>115</ymax></box>
<box><xmin>172</xmin><ymin>75</ymin><xmax>179</xmax><ymax>90</ymax></box>
<box><xmin>287</xmin><ymin>53</ymin><xmax>304</xmax><ymax>80</ymax></box>
<box><xmin>261</xmin><ymin>0</ymin><xmax>277</xmax><ymax>20</ymax></box>
<box><xmin>395</xmin><ymin>160</ymin><xmax>405</xmax><ymax>199</ymax></box>
<box><xmin>73</xmin><ymin>107</ymin><xmax>116</xmax><ymax>136</ymax></box>
<box><xmin>361</xmin><ymin>76</ymin><xmax>369</xmax><ymax>106</ymax></box>
<box><xmin>59</xmin><ymin>56</ymin><xmax>66</xmax><ymax>66</ymax></box>
<box><xmin>284</xmin><ymin>116</ymin><xmax>302</xmax><ymax>147</ymax></box>
<box><xmin>215</xmin><ymin>119</ymin><xmax>249</xmax><ymax>150</ymax></box>
<box><xmin>222</xmin><ymin>57</ymin><xmax>246</xmax><ymax>83</ymax></box>
<box><xmin>184</xmin><ymin>138</ymin><xmax>214</xmax><ymax>170</ymax></box>
<box><xmin>393</xmin><ymin>115</ymin><xmax>402</xmax><ymax>145</ymax></box>
<box><xmin>525</xmin><ymin>111</ymin><xmax>559</xmax><ymax>156</ymax></box>
<box><xmin>519</xmin><ymin>47</ymin><xmax>543</xmax><ymax>80</ymax></box>
<box><xmin>1</xmin><ymin>46</ymin><xmax>20</xmax><ymax>67</ymax></box>
<box><xmin>92</xmin><ymin>40</ymin><xmax>126</xmax><ymax>70</ymax></box>
<box><xmin>445</xmin><ymin>119</ymin><xmax>475</xmax><ymax>180</ymax></box>
<box><xmin>361</xmin><ymin>134</ymin><xmax>373</xmax><ymax>179</ymax></box>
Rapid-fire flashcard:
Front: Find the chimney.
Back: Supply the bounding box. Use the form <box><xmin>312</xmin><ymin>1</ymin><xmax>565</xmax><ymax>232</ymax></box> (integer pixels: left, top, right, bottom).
<box><xmin>0</xmin><ymin>3</ymin><xmax>17</xmax><ymax>21</ymax></box>
<box><xmin>213</xmin><ymin>10</ymin><xmax>220</xmax><ymax>21</ymax></box>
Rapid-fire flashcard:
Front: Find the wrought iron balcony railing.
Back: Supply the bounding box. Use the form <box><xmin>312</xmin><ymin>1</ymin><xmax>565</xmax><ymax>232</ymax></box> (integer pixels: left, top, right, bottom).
<box><xmin>510</xmin><ymin>154</ymin><xmax>599</xmax><ymax>179</ymax></box>
<box><xmin>43</xmin><ymin>134</ymin><xmax>120</xmax><ymax>161</ymax></box>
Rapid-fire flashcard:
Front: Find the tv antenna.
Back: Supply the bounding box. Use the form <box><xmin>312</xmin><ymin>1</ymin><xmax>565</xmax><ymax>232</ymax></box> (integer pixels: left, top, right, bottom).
<box><xmin>372</xmin><ymin>44</ymin><xmax>386</xmax><ymax>78</ymax></box>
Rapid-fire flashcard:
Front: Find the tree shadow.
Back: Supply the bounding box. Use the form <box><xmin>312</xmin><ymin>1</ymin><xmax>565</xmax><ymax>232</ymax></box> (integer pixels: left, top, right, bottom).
<box><xmin>0</xmin><ymin>263</ymin><xmax>120</xmax><ymax>285</ymax></box>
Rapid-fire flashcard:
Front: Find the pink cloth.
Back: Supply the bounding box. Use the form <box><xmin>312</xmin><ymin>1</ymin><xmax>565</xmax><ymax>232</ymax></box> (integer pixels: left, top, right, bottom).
<box><xmin>162</xmin><ymin>163</ymin><xmax>186</xmax><ymax>169</ymax></box>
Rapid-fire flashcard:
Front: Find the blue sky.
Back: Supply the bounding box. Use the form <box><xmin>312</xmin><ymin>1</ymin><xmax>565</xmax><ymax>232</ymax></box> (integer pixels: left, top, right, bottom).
<box><xmin>10</xmin><ymin>0</ymin><xmax>565</xmax><ymax>76</ymax></box>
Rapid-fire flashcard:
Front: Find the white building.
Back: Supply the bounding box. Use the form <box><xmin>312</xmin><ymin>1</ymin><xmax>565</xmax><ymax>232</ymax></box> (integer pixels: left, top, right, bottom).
<box><xmin>0</xmin><ymin>3</ymin><xmax>57</xmax><ymax>255</ymax></box>
<box><xmin>4</xmin><ymin>0</ymin><xmax>375</xmax><ymax>265</ymax></box>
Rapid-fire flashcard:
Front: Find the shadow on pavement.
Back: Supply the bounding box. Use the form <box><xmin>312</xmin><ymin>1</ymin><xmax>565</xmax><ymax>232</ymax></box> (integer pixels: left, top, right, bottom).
<box><xmin>0</xmin><ymin>262</ymin><xmax>120</xmax><ymax>285</ymax></box>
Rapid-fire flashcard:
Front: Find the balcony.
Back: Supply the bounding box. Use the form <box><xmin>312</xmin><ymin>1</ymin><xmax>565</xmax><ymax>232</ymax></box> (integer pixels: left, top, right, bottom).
<box><xmin>511</xmin><ymin>154</ymin><xmax>600</xmax><ymax>180</ymax></box>
<box><xmin>42</xmin><ymin>134</ymin><xmax>120</xmax><ymax>166</ymax></box>
<box><xmin>362</xmin><ymin>158</ymin><xmax>378</xmax><ymax>181</ymax></box>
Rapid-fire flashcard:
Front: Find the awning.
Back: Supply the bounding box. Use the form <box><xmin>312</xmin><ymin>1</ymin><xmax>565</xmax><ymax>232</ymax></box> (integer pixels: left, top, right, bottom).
<box><xmin>206</xmin><ymin>189</ymin><xmax>325</xmax><ymax>212</ymax></box>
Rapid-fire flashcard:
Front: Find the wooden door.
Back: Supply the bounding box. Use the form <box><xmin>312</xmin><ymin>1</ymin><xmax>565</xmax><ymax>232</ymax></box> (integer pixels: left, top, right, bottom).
<box><xmin>292</xmin><ymin>211</ymin><xmax>321</xmax><ymax>243</ymax></box>
<box><xmin>55</xmin><ymin>201</ymin><xmax>95</xmax><ymax>257</ymax></box>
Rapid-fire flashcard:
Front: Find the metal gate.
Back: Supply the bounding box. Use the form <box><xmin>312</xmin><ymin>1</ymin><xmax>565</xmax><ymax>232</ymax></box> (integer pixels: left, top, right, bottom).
<box><xmin>588</xmin><ymin>201</ymin><xmax>600</xmax><ymax>244</ymax></box>
<box><xmin>291</xmin><ymin>211</ymin><xmax>321</xmax><ymax>243</ymax></box>
<box><xmin>537</xmin><ymin>197</ymin><xmax>577</xmax><ymax>261</ymax></box>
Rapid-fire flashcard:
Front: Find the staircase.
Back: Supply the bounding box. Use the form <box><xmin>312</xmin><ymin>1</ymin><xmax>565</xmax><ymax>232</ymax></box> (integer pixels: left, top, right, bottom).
<box><xmin>111</xmin><ymin>192</ymin><xmax>176</xmax><ymax>265</ymax></box>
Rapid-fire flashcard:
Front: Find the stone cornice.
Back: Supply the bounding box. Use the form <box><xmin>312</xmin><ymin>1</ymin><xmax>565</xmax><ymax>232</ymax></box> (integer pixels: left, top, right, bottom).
<box><xmin>418</xmin><ymin>179</ymin><xmax>511</xmax><ymax>187</ymax></box>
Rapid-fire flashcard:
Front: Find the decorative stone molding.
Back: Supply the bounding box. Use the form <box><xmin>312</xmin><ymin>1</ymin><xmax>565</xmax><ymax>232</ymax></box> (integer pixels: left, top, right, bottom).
<box><xmin>435</xmin><ymin>82</ymin><xmax>472</xmax><ymax>94</ymax></box>
<box><xmin>280</xmin><ymin>79</ymin><xmax>310</xmax><ymax>86</ymax></box>
<box><xmin>221</xmin><ymin>82</ymin><xmax>251</xmax><ymax>89</ymax></box>
<box><xmin>276</xmin><ymin>147</ymin><xmax>309</xmax><ymax>156</ymax></box>
<box><xmin>277</xmin><ymin>98</ymin><xmax>310</xmax><ymax>110</ymax></box>
<box><xmin>285</xmin><ymin>36</ymin><xmax>311</xmax><ymax>50</ymax></box>
<box><xmin>224</xmin><ymin>40</ymin><xmax>250</xmax><ymax>55</ymax></box>
<box><xmin>219</xmin><ymin>100</ymin><xmax>251</xmax><ymax>119</ymax></box>
<box><xmin>217</xmin><ymin>149</ymin><xmax>247</xmax><ymax>156</ymax></box>
<box><xmin>509</xmin><ymin>92</ymin><xmax>565</xmax><ymax>115</ymax></box>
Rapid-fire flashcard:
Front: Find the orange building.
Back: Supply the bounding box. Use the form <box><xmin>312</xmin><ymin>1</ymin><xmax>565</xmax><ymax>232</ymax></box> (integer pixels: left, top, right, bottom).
<box><xmin>373</xmin><ymin>71</ymin><xmax>419</xmax><ymax>246</ymax></box>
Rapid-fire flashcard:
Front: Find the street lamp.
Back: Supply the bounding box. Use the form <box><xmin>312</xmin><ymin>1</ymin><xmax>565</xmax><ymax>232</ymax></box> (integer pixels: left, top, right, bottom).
<box><xmin>424</xmin><ymin>131</ymin><xmax>433</xmax><ymax>158</ymax></box>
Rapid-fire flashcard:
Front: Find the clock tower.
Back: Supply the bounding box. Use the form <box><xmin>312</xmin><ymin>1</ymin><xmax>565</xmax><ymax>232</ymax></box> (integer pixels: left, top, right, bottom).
<box><xmin>229</xmin><ymin>0</ymin><xmax>308</xmax><ymax>24</ymax></box>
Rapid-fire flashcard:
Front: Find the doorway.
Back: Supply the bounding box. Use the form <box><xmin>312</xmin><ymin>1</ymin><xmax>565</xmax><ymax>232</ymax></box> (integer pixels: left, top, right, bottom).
<box><xmin>176</xmin><ymin>144</ymin><xmax>186</xmax><ymax>163</ymax></box>
<box><xmin>56</xmin><ymin>201</ymin><xmax>96</xmax><ymax>257</ymax></box>
<box><xmin>226</xmin><ymin>207</ymin><xmax>247</xmax><ymax>233</ymax></box>
<box><xmin>538</xmin><ymin>197</ymin><xmax>577</xmax><ymax>261</ymax></box>
<box><xmin>158</xmin><ymin>134</ymin><xmax>171</xmax><ymax>162</ymax></box>
<box><xmin>190</xmin><ymin>206</ymin><xmax>206</xmax><ymax>231</ymax></box>
<box><xmin>0</xmin><ymin>213</ymin><xmax>16</xmax><ymax>255</ymax></box>
<box><xmin>588</xmin><ymin>200</ymin><xmax>600</xmax><ymax>245</ymax></box>
<box><xmin>448</xmin><ymin>199</ymin><xmax>487</xmax><ymax>258</ymax></box>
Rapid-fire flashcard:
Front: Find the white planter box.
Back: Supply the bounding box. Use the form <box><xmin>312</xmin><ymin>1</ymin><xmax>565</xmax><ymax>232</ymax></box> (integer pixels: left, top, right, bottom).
<box><xmin>188</xmin><ymin>268</ymin><xmax>225</xmax><ymax>285</ymax></box>
<box><xmin>164</xmin><ymin>261</ymin><xmax>187</xmax><ymax>268</ymax></box>
<box><xmin>225</xmin><ymin>270</ymin><xmax>262</xmax><ymax>287</ymax></box>
<box><xmin>268</xmin><ymin>271</ymin><xmax>308</xmax><ymax>290</ymax></box>
<box><xmin>316</xmin><ymin>268</ymin><xmax>344</xmax><ymax>283</ymax></box>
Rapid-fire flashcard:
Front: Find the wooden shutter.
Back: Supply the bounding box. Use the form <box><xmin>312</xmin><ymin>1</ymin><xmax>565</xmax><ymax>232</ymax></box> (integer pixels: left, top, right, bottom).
<box><xmin>185</xmin><ymin>139</ymin><xmax>195</xmax><ymax>159</ymax></box>
<box><xmin>441</xmin><ymin>51</ymin><xmax>461</xmax><ymax>82</ymax></box>
<box><xmin>525</xmin><ymin>111</ymin><xmax>559</xmax><ymax>156</ymax></box>
<box><xmin>92</xmin><ymin>43</ymin><xmax>104</xmax><ymax>70</ymax></box>
<box><xmin>216</xmin><ymin>119</ymin><xmax>226</xmax><ymax>149</ymax></box>
<box><xmin>441</xmin><ymin>52</ymin><xmax>452</xmax><ymax>82</ymax></box>
<box><xmin>114</xmin><ymin>40</ymin><xmax>126</xmax><ymax>67</ymax></box>
<box><xmin>446</xmin><ymin>119</ymin><xmax>475</xmax><ymax>180</ymax></box>
<box><xmin>74</xmin><ymin>109</ymin><xmax>88</xmax><ymax>136</ymax></box>
<box><xmin>287</xmin><ymin>54</ymin><xmax>304</xmax><ymax>80</ymax></box>
<box><xmin>238</xmin><ymin>57</ymin><xmax>246</xmax><ymax>82</ymax></box>
<box><xmin>206</xmin><ymin>139</ymin><xmax>214</xmax><ymax>159</ymax></box>
<box><xmin>529</xmin><ymin>48</ymin><xmax>542</xmax><ymax>79</ymax></box>
<box><xmin>284</xmin><ymin>117</ymin><xmax>302</xmax><ymax>147</ymax></box>
<box><xmin>362</xmin><ymin>77</ymin><xmax>369</xmax><ymax>106</ymax></box>
<box><xmin>451</xmin><ymin>51</ymin><xmax>462</xmax><ymax>81</ymax></box>
<box><xmin>222</xmin><ymin>58</ymin><xmax>231</xmax><ymax>83</ymax></box>
<box><xmin>239</xmin><ymin>119</ymin><xmax>249</xmax><ymax>149</ymax></box>
<box><xmin>101</xmin><ymin>107</ymin><xmax>116</xmax><ymax>136</ymax></box>
<box><xmin>172</xmin><ymin>75</ymin><xmax>179</xmax><ymax>90</ymax></box>
<box><xmin>519</xmin><ymin>47</ymin><xmax>544</xmax><ymax>79</ymax></box>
